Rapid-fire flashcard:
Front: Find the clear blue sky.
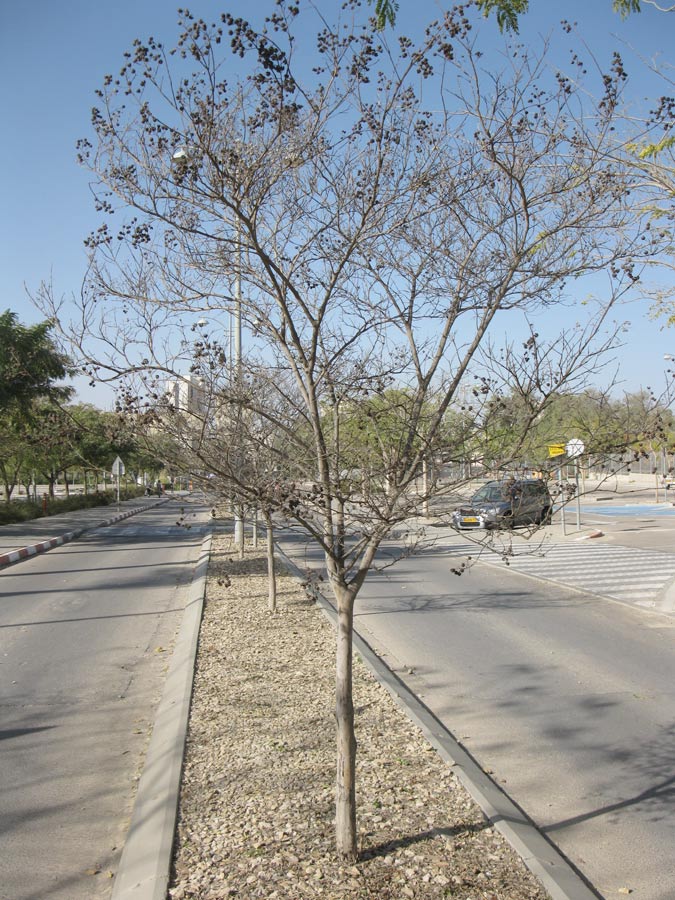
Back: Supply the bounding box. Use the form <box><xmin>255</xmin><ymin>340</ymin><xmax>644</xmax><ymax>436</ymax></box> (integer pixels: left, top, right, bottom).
<box><xmin>1</xmin><ymin>0</ymin><xmax>674</xmax><ymax>407</ymax></box>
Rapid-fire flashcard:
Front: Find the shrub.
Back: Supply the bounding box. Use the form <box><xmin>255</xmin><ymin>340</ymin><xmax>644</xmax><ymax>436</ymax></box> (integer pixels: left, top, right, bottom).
<box><xmin>0</xmin><ymin>486</ymin><xmax>147</xmax><ymax>526</ymax></box>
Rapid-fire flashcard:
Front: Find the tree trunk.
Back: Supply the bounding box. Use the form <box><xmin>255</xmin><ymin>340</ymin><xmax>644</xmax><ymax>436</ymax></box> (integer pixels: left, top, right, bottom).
<box><xmin>264</xmin><ymin>509</ymin><xmax>276</xmax><ymax>612</ymax></box>
<box><xmin>334</xmin><ymin>587</ymin><xmax>357</xmax><ymax>861</ymax></box>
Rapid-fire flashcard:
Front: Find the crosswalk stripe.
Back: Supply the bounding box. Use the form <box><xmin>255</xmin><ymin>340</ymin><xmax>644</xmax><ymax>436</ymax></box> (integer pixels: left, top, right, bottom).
<box><xmin>442</xmin><ymin>540</ymin><xmax>675</xmax><ymax>605</ymax></box>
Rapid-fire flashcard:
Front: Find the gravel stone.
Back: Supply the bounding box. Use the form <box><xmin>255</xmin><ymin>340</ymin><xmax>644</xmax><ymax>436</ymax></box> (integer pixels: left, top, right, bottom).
<box><xmin>169</xmin><ymin>535</ymin><xmax>550</xmax><ymax>899</ymax></box>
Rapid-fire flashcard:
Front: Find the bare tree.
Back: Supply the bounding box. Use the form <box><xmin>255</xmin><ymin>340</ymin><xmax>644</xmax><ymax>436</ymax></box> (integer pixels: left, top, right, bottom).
<box><xmin>37</xmin><ymin>2</ymin><xmax>654</xmax><ymax>860</ymax></box>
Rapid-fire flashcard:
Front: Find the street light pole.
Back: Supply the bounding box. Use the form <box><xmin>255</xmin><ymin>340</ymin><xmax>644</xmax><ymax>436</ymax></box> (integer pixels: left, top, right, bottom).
<box><xmin>234</xmin><ymin>221</ymin><xmax>244</xmax><ymax>548</ymax></box>
<box><xmin>235</xmin><ymin>221</ymin><xmax>242</xmax><ymax>379</ymax></box>
<box><xmin>172</xmin><ymin>145</ymin><xmax>245</xmax><ymax>545</ymax></box>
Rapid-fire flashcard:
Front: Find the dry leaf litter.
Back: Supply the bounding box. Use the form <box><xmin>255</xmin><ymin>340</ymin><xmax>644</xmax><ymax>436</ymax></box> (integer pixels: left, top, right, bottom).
<box><xmin>169</xmin><ymin>534</ymin><xmax>550</xmax><ymax>899</ymax></box>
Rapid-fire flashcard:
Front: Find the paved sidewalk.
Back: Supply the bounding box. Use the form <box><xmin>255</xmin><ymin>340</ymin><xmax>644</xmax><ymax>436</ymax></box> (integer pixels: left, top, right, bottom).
<box><xmin>0</xmin><ymin>495</ymin><xmax>172</xmax><ymax>568</ymax></box>
<box><xmin>545</xmin><ymin>504</ymin><xmax>675</xmax><ymax>553</ymax></box>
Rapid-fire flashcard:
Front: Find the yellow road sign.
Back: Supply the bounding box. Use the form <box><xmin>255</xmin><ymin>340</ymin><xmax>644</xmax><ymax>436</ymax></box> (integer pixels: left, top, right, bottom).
<box><xmin>548</xmin><ymin>444</ymin><xmax>566</xmax><ymax>458</ymax></box>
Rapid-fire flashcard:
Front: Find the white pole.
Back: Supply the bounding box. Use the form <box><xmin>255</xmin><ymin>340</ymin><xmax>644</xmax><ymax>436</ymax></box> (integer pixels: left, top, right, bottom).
<box><xmin>234</xmin><ymin>219</ymin><xmax>244</xmax><ymax>547</ymax></box>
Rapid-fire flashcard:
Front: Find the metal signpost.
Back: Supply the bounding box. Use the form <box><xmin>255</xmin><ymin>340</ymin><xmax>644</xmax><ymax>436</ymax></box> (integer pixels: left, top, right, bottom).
<box><xmin>112</xmin><ymin>456</ymin><xmax>125</xmax><ymax>507</ymax></box>
<box><xmin>566</xmin><ymin>439</ymin><xmax>585</xmax><ymax>530</ymax></box>
<box><xmin>548</xmin><ymin>444</ymin><xmax>567</xmax><ymax>534</ymax></box>
<box><xmin>548</xmin><ymin>440</ymin><xmax>585</xmax><ymax>533</ymax></box>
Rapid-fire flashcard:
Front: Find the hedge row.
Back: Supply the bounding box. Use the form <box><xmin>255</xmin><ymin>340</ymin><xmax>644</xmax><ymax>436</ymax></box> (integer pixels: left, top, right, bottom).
<box><xmin>0</xmin><ymin>487</ymin><xmax>147</xmax><ymax>526</ymax></box>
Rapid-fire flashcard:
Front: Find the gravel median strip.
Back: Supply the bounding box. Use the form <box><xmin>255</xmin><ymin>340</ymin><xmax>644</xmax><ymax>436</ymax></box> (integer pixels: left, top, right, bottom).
<box><xmin>169</xmin><ymin>534</ymin><xmax>550</xmax><ymax>899</ymax></box>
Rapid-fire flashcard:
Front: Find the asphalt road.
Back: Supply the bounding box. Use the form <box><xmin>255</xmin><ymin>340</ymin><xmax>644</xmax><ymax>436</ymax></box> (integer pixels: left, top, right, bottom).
<box><xmin>0</xmin><ymin>497</ymin><xmax>210</xmax><ymax>900</ymax></box>
<box><xmin>279</xmin><ymin>524</ymin><xmax>675</xmax><ymax>900</ymax></box>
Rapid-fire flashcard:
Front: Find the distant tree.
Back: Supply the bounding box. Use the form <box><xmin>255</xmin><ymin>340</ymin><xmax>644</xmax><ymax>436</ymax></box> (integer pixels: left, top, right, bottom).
<box><xmin>59</xmin><ymin>404</ymin><xmax>146</xmax><ymax>490</ymax></box>
<box><xmin>482</xmin><ymin>387</ymin><xmax>671</xmax><ymax>470</ymax></box>
<box><xmin>0</xmin><ymin>417</ymin><xmax>29</xmax><ymax>501</ymax></box>
<box><xmin>0</xmin><ymin>312</ymin><xmax>74</xmax><ymax>499</ymax></box>
<box><xmin>617</xmin><ymin>388</ymin><xmax>675</xmax><ymax>450</ymax></box>
<box><xmin>0</xmin><ymin>400</ymin><xmax>146</xmax><ymax>500</ymax></box>
<box><xmin>0</xmin><ymin>311</ymin><xmax>73</xmax><ymax>417</ymax></box>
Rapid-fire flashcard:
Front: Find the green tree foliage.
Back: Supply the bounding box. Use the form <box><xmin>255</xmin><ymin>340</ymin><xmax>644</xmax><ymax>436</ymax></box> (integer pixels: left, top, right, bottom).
<box><xmin>479</xmin><ymin>0</ymin><xmax>645</xmax><ymax>32</ymax></box>
<box><xmin>468</xmin><ymin>0</ymin><xmax>529</xmax><ymax>32</ymax></box>
<box><xmin>369</xmin><ymin>0</ymin><xmax>648</xmax><ymax>31</ymax></box>
<box><xmin>331</xmin><ymin>390</ymin><xmax>432</xmax><ymax>474</ymax></box>
<box><xmin>0</xmin><ymin>311</ymin><xmax>73</xmax><ymax>416</ymax></box>
<box><xmin>371</xmin><ymin>0</ymin><xmax>399</xmax><ymax>28</ymax></box>
<box><xmin>0</xmin><ymin>418</ymin><xmax>29</xmax><ymax>501</ymax></box>
<box><xmin>0</xmin><ymin>312</ymin><xmax>74</xmax><ymax>499</ymax></box>
<box><xmin>0</xmin><ymin>398</ymin><xmax>157</xmax><ymax>501</ymax></box>
<box><xmin>482</xmin><ymin>388</ymin><xmax>674</xmax><ymax>468</ymax></box>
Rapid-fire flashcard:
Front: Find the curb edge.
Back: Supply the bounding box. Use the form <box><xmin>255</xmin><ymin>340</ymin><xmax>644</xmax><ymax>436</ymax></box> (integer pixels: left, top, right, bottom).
<box><xmin>110</xmin><ymin>531</ymin><xmax>212</xmax><ymax>900</ymax></box>
<box><xmin>0</xmin><ymin>499</ymin><xmax>170</xmax><ymax>570</ymax></box>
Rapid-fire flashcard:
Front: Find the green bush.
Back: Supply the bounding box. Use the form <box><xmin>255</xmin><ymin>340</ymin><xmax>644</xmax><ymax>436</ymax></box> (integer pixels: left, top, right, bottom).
<box><xmin>0</xmin><ymin>486</ymin><xmax>148</xmax><ymax>526</ymax></box>
<box><xmin>0</xmin><ymin>502</ymin><xmax>43</xmax><ymax>525</ymax></box>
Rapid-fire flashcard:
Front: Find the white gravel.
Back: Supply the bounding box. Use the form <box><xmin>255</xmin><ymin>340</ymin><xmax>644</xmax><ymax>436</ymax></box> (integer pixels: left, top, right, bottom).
<box><xmin>169</xmin><ymin>534</ymin><xmax>550</xmax><ymax>899</ymax></box>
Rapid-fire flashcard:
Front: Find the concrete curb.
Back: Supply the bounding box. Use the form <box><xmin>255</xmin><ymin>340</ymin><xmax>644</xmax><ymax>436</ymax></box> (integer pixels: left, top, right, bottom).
<box><xmin>572</xmin><ymin>530</ymin><xmax>604</xmax><ymax>540</ymax></box>
<box><xmin>0</xmin><ymin>499</ymin><xmax>169</xmax><ymax>570</ymax></box>
<box><xmin>276</xmin><ymin>545</ymin><xmax>601</xmax><ymax>900</ymax></box>
<box><xmin>111</xmin><ymin>531</ymin><xmax>212</xmax><ymax>900</ymax></box>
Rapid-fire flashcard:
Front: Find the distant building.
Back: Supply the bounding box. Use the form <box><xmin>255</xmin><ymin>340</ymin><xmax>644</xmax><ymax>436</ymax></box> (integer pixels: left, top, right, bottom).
<box><xmin>164</xmin><ymin>375</ymin><xmax>206</xmax><ymax>415</ymax></box>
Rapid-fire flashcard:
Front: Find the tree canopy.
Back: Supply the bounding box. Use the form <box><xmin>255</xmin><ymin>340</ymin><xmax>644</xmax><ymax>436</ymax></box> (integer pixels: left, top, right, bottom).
<box><xmin>0</xmin><ymin>311</ymin><xmax>72</xmax><ymax>416</ymax></box>
<box><xmin>38</xmin><ymin>0</ymin><xmax>659</xmax><ymax>862</ymax></box>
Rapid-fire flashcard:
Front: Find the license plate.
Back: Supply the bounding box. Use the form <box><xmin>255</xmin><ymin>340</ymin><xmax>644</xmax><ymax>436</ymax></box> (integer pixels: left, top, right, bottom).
<box><xmin>462</xmin><ymin>516</ymin><xmax>478</xmax><ymax>524</ymax></box>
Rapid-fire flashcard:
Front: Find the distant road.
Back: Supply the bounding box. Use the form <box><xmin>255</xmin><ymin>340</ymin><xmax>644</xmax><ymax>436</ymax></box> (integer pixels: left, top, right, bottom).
<box><xmin>0</xmin><ymin>497</ymin><xmax>210</xmax><ymax>900</ymax></box>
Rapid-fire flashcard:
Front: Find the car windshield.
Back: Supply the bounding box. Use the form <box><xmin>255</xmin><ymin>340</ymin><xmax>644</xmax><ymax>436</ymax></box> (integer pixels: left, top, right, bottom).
<box><xmin>472</xmin><ymin>482</ymin><xmax>511</xmax><ymax>503</ymax></box>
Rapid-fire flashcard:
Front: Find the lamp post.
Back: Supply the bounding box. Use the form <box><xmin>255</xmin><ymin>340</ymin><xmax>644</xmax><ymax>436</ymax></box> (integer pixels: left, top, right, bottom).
<box><xmin>664</xmin><ymin>356</ymin><xmax>675</xmax><ymax>492</ymax></box>
<box><xmin>173</xmin><ymin>146</ymin><xmax>244</xmax><ymax>542</ymax></box>
<box><xmin>173</xmin><ymin>146</ymin><xmax>242</xmax><ymax>373</ymax></box>
<box><xmin>233</xmin><ymin>221</ymin><xmax>244</xmax><ymax>547</ymax></box>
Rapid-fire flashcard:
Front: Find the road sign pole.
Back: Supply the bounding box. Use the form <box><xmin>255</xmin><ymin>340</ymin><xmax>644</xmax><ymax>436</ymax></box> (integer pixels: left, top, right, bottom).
<box><xmin>564</xmin><ymin>439</ymin><xmax>585</xmax><ymax>532</ymax></box>
<box><xmin>111</xmin><ymin>456</ymin><xmax>125</xmax><ymax>507</ymax></box>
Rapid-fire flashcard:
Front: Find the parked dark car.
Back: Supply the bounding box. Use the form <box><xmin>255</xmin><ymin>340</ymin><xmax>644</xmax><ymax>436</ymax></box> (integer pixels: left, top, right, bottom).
<box><xmin>452</xmin><ymin>479</ymin><xmax>553</xmax><ymax>530</ymax></box>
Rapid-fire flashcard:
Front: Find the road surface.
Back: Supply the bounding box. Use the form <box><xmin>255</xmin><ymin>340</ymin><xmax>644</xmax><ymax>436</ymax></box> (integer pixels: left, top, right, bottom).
<box><xmin>279</xmin><ymin>526</ymin><xmax>675</xmax><ymax>900</ymax></box>
<box><xmin>0</xmin><ymin>497</ymin><xmax>210</xmax><ymax>900</ymax></box>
